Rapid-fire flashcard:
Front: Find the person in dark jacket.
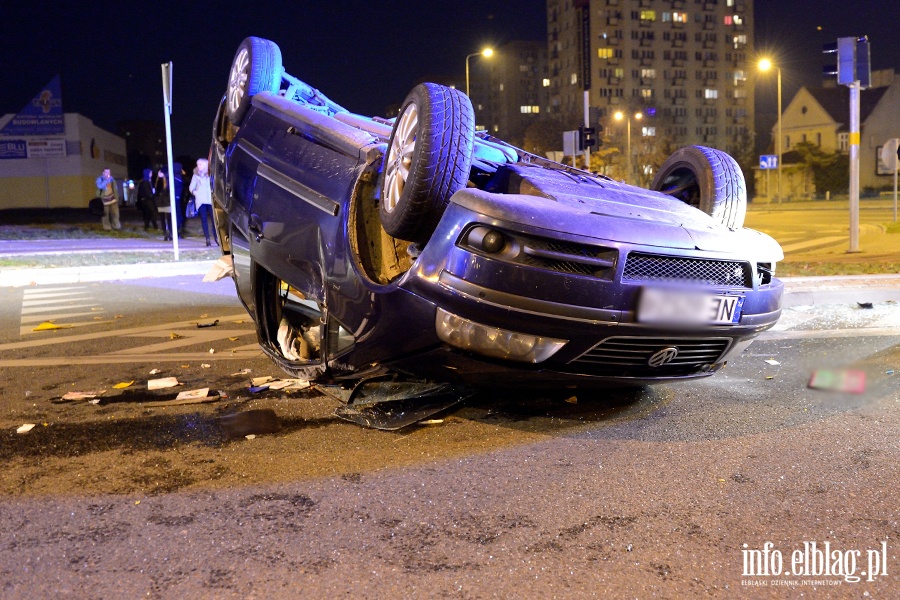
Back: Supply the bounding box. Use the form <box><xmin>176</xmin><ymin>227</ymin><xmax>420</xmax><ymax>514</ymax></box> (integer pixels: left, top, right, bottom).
<box><xmin>154</xmin><ymin>168</ymin><xmax>173</xmax><ymax>241</ymax></box>
<box><xmin>137</xmin><ymin>168</ymin><xmax>158</xmax><ymax>230</ymax></box>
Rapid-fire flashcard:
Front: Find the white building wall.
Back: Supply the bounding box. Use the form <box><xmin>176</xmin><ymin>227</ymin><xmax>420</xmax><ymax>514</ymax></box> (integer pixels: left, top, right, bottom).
<box><xmin>0</xmin><ymin>113</ymin><xmax>126</xmax><ymax>209</ymax></box>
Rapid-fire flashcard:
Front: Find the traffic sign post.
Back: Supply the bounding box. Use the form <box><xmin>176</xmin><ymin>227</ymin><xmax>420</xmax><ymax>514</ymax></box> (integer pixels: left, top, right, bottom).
<box><xmin>760</xmin><ymin>155</ymin><xmax>778</xmax><ymax>201</ymax></box>
<box><xmin>881</xmin><ymin>138</ymin><xmax>899</xmax><ymax>222</ymax></box>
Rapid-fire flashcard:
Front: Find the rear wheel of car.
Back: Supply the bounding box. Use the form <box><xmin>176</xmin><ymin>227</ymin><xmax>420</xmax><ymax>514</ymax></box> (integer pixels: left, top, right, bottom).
<box><xmin>380</xmin><ymin>83</ymin><xmax>475</xmax><ymax>243</ymax></box>
<box><xmin>226</xmin><ymin>37</ymin><xmax>282</xmax><ymax>127</ymax></box>
<box><xmin>650</xmin><ymin>145</ymin><xmax>747</xmax><ymax>229</ymax></box>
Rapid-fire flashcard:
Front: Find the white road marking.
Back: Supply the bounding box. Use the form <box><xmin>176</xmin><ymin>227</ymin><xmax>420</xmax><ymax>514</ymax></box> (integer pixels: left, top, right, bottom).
<box><xmin>19</xmin><ymin>286</ymin><xmax>105</xmax><ymax>335</ymax></box>
<box><xmin>0</xmin><ymin>313</ymin><xmax>258</xmax><ymax>366</ymax></box>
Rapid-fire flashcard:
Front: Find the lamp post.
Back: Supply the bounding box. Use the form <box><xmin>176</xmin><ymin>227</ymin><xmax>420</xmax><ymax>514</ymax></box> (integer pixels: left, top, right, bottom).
<box><xmin>759</xmin><ymin>58</ymin><xmax>782</xmax><ymax>203</ymax></box>
<box><xmin>465</xmin><ymin>47</ymin><xmax>494</xmax><ymax>96</ymax></box>
<box><xmin>614</xmin><ymin>111</ymin><xmax>642</xmax><ymax>184</ymax></box>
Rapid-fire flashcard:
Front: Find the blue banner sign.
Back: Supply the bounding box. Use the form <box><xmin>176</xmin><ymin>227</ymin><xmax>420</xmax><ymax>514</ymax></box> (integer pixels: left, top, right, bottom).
<box><xmin>759</xmin><ymin>155</ymin><xmax>778</xmax><ymax>170</ymax></box>
<box><xmin>0</xmin><ymin>75</ymin><xmax>64</xmax><ymax>136</ymax></box>
<box><xmin>0</xmin><ymin>139</ymin><xmax>27</xmax><ymax>159</ymax></box>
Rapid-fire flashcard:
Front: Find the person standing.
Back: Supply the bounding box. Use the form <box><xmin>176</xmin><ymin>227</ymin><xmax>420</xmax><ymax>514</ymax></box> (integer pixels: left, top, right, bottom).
<box><xmin>95</xmin><ymin>168</ymin><xmax>121</xmax><ymax>230</ymax></box>
<box><xmin>137</xmin><ymin>168</ymin><xmax>158</xmax><ymax>230</ymax></box>
<box><xmin>154</xmin><ymin>168</ymin><xmax>173</xmax><ymax>241</ymax></box>
<box><xmin>188</xmin><ymin>158</ymin><xmax>217</xmax><ymax>246</ymax></box>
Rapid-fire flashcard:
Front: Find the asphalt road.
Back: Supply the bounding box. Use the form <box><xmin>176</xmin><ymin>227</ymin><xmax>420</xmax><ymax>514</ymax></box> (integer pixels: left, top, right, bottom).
<box><xmin>0</xmin><ymin>274</ymin><xmax>898</xmax><ymax>598</ymax></box>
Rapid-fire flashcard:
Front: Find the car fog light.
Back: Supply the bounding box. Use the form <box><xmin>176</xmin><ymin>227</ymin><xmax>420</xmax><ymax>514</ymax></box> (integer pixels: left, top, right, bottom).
<box><xmin>435</xmin><ymin>308</ymin><xmax>566</xmax><ymax>363</ymax></box>
<box><xmin>481</xmin><ymin>230</ymin><xmax>505</xmax><ymax>253</ymax></box>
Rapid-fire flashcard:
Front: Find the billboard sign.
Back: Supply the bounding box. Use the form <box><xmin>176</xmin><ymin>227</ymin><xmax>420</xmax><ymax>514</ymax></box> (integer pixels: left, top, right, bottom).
<box><xmin>0</xmin><ymin>75</ymin><xmax>65</xmax><ymax>136</ymax></box>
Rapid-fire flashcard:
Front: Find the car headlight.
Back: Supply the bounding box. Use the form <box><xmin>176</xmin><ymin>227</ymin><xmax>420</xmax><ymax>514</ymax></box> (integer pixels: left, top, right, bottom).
<box><xmin>435</xmin><ymin>308</ymin><xmax>567</xmax><ymax>363</ymax></box>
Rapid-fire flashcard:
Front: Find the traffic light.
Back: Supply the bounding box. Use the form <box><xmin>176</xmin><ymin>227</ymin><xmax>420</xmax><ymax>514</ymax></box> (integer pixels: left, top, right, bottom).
<box><xmin>578</xmin><ymin>125</ymin><xmax>598</xmax><ymax>149</ymax></box>
<box><xmin>823</xmin><ymin>36</ymin><xmax>871</xmax><ymax>88</ymax></box>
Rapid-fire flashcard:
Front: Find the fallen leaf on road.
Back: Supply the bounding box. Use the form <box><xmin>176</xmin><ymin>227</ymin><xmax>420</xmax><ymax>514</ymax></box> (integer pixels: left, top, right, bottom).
<box><xmin>32</xmin><ymin>321</ymin><xmax>73</xmax><ymax>331</ymax></box>
<box><xmin>113</xmin><ymin>381</ymin><xmax>134</xmax><ymax>389</ymax></box>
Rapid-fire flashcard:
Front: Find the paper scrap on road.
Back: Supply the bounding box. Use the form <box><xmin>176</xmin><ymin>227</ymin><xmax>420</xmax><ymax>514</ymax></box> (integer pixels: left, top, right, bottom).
<box><xmin>148</xmin><ymin>377</ymin><xmax>180</xmax><ymax>390</ymax></box>
<box><xmin>251</xmin><ymin>376</ymin><xmax>274</xmax><ymax>386</ymax></box>
<box><xmin>765</xmin><ymin>359</ymin><xmax>780</xmax><ymax>366</ymax></box>
<box><xmin>808</xmin><ymin>369</ymin><xmax>866</xmax><ymax>394</ymax></box>
<box><xmin>267</xmin><ymin>378</ymin><xmax>310</xmax><ymax>391</ymax></box>
<box><xmin>176</xmin><ymin>387</ymin><xmax>211</xmax><ymax>401</ymax></box>
<box><xmin>16</xmin><ymin>424</ymin><xmax>36</xmax><ymax>434</ymax></box>
<box><xmin>203</xmin><ymin>255</ymin><xmax>234</xmax><ymax>282</ymax></box>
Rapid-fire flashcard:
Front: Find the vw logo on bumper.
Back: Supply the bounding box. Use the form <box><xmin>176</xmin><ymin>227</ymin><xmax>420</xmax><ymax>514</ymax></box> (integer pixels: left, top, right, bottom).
<box><xmin>648</xmin><ymin>347</ymin><xmax>679</xmax><ymax>367</ymax></box>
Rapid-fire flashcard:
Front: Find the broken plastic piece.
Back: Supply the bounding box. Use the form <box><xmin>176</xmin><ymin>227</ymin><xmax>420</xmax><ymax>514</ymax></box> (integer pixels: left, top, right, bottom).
<box><xmin>249</xmin><ymin>385</ymin><xmax>270</xmax><ymax>394</ymax></box>
<box><xmin>197</xmin><ymin>319</ymin><xmax>220</xmax><ymax>328</ymax></box>
<box><xmin>765</xmin><ymin>359</ymin><xmax>780</xmax><ymax>366</ymax></box>
<box><xmin>857</xmin><ymin>302</ymin><xmax>874</xmax><ymax>309</ymax></box>
<box><xmin>16</xmin><ymin>424</ymin><xmax>36</xmax><ymax>434</ymax></box>
<box><xmin>216</xmin><ymin>409</ymin><xmax>281</xmax><ymax>439</ymax></box>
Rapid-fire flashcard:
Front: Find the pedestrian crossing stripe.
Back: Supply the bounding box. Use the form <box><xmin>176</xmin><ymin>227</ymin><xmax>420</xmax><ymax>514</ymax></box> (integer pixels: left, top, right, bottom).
<box><xmin>19</xmin><ymin>286</ymin><xmax>106</xmax><ymax>336</ymax></box>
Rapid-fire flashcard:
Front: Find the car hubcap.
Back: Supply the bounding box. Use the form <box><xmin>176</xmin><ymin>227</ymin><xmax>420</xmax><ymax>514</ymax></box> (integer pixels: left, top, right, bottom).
<box><xmin>228</xmin><ymin>48</ymin><xmax>250</xmax><ymax>114</ymax></box>
<box><xmin>383</xmin><ymin>102</ymin><xmax>418</xmax><ymax>213</ymax></box>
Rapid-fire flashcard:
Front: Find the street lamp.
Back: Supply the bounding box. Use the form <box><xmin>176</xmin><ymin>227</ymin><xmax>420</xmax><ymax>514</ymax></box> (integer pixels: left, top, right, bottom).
<box><xmin>614</xmin><ymin>111</ymin><xmax>643</xmax><ymax>184</ymax></box>
<box><xmin>465</xmin><ymin>47</ymin><xmax>494</xmax><ymax>96</ymax></box>
<box><xmin>759</xmin><ymin>58</ymin><xmax>782</xmax><ymax>203</ymax></box>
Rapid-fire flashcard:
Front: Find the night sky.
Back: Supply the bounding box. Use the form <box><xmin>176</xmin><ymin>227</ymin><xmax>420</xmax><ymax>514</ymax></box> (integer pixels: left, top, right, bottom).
<box><xmin>2</xmin><ymin>1</ymin><xmax>898</xmax><ymax>158</ymax></box>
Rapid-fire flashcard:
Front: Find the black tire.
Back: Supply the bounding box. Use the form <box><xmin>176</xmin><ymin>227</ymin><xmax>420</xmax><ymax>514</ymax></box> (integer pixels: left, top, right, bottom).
<box><xmin>226</xmin><ymin>37</ymin><xmax>282</xmax><ymax>127</ymax></box>
<box><xmin>380</xmin><ymin>83</ymin><xmax>475</xmax><ymax>243</ymax></box>
<box><xmin>650</xmin><ymin>145</ymin><xmax>747</xmax><ymax>229</ymax></box>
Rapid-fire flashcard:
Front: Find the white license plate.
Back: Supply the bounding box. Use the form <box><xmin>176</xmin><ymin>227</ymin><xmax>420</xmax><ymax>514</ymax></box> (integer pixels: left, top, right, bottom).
<box><xmin>638</xmin><ymin>287</ymin><xmax>743</xmax><ymax>325</ymax></box>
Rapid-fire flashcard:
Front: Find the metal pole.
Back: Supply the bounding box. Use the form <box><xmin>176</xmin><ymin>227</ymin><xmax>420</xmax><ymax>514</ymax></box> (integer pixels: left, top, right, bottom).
<box><xmin>465</xmin><ymin>55</ymin><xmax>471</xmax><ymax>96</ymax></box>
<box><xmin>848</xmin><ymin>81</ymin><xmax>860</xmax><ymax>252</ymax></box>
<box><xmin>776</xmin><ymin>67</ymin><xmax>783</xmax><ymax>204</ymax></box>
<box><xmin>161</xmin><ymin>62</ymin><xmax>179</xmax><ymax>260</ymax></box>
<box><xmin>626</xmin><ymin>118</ymin><xmax>632</xmax><ymax>185</ymax></box>
<box><xmin>893</xmin><ymin>160</ymin><xmax>897</xmax><ymax>222</ymax></box>
<box><xmin>583</xmin><ymin>90</ymin><xmax>590</xmax><ymax>170</ymax></box>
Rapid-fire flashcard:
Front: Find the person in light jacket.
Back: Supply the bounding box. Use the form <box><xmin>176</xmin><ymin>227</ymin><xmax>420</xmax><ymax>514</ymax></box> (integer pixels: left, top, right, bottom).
<box><xmin>95</xmin><ymin>168</ymin><xmax>121</xmax><ymax>230</ymax></box>
<box><xmin>189</xmin><ymin>158</ymin><xmax>217</xmax><ymax>246</ymax></box>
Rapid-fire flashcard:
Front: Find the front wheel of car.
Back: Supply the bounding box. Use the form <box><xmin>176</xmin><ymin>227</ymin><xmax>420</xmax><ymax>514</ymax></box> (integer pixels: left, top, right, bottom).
<box><xmin>380</xmin><ymin>83</ymin><xmax>475</xmax><ymax>243</ymax></box>
<box><xmin>226</xmin><ymin>37</ymin><xmax>282</xmax><ymax>127</ymax></box>
<box><xmin>650</xmin><ymin>145</ymin><xmax>747</xmax><ymax>229</ymax></box>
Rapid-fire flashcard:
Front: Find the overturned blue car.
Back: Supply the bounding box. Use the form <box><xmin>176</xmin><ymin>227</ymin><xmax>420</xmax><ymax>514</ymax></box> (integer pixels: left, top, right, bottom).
<box><xmin>209</xmin><ymin>37</ymin><xmax>783</xmax><ymax>427</ymax></box>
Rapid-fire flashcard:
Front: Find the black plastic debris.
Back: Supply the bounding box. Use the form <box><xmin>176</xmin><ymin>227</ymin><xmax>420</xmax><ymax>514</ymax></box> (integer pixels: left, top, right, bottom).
<box><xmin>197</xmin><ymin>319</ymin><xmax>220</xmax><ymax>328</ymax></box>
<box><xmin>857</xmin><ymin>302</ymin><xmax>874</xmax><ymax>309</ymax></box>
<box><xmin>216</xmin><ymin>409</ymin><xmax>282</xmax><ymax>439</ymax></box>
<box><xmin>334</xmin><ymin>377</ymin><xmax>473</xmax><ymax>430</ymax></box>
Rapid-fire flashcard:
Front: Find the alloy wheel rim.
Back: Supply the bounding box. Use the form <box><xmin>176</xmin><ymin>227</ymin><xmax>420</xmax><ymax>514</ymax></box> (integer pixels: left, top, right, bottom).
<box><xmin>383</xmin><ymin>102</ymin><xmax>418</xmax><ymax>213</ymax></box>
<box><xmin>228</xmin><ymin>48</ymin><xmax>250</xmax><ymax>115</ymax></box>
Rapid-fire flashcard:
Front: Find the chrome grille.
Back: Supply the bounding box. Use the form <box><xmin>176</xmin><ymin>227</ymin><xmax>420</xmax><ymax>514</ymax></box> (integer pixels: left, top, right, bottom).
<box><xmin>623</xmin><ymin>253</ymin><xmax>751</xmax><ymax>287</ymax></box>
<box><xmin>570</xmin><ymin>337</ymin><xmax>731</xmax><ymax>374</ymax></box>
